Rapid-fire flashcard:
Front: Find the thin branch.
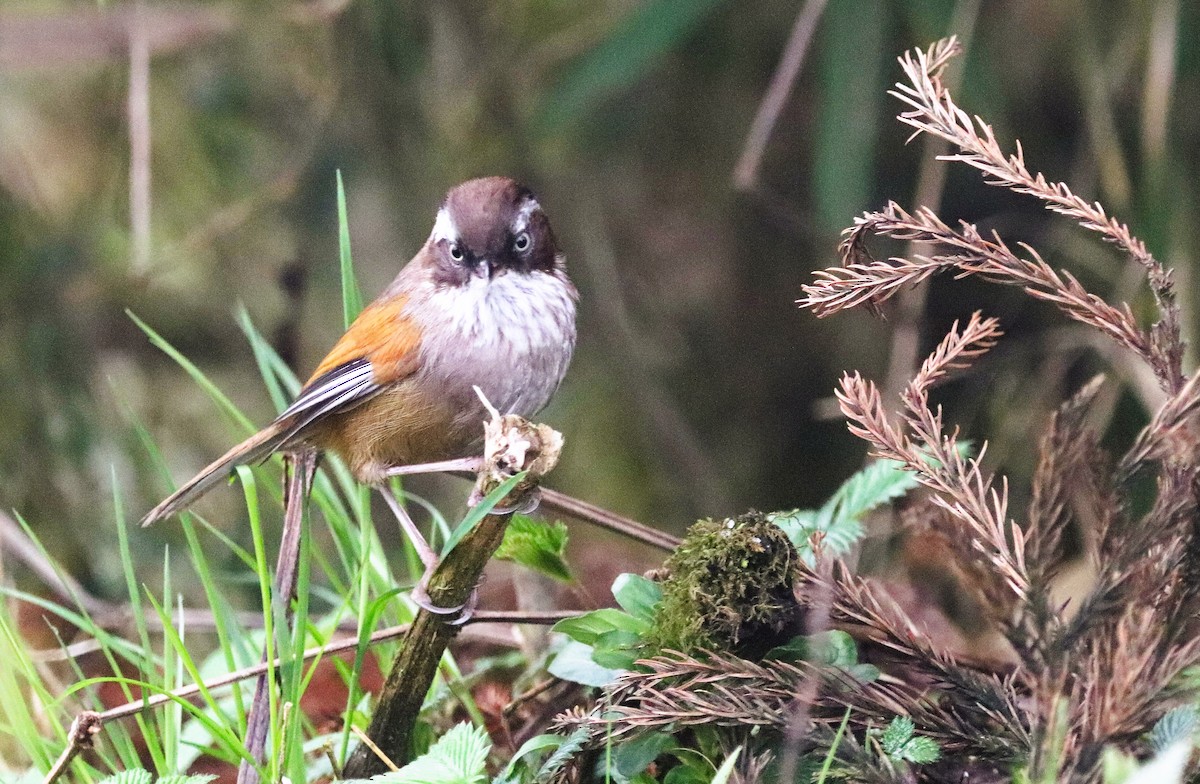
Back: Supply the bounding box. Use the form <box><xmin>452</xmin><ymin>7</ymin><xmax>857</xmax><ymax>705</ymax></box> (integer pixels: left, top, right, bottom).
<box><xmin>127</xmin><ymin>3</ymin><xmax>151</xmax><ymax>275</ymax></box>
<box><xmin>732</xmin><ymin>0</ymin><xmax>827</xmax><ymax>191</ymax></box>
<box><xmin>42</xmin><ymin>608</ymin><xmax>578</xmax><ymax>782</ymax></box>
<box><xmin>539</xmin><ymin>487</ymin><xmax>680</xmax><ymax>551</ymax></box>
<box><xmin>238</xmin><ymin>450</ymin><xmax>315</xmax><ymax>784</ymax></box>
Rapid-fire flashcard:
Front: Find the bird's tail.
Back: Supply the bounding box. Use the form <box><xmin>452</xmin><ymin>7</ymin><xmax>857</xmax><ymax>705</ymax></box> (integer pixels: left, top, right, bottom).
<box><xmin>141</xmin><ymin>421</ymin><xmax>293</xmax><ymax>527</ymax></box>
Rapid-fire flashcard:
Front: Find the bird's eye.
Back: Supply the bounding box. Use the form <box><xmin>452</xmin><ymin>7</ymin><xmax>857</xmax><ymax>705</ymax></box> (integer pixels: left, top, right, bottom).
<box><xmin>513</xmin><ymin>232</ymin><xmax>531</xmax><ymax>253</ymax></box>
<box><xmin>449</xmin><ymin>243</ymin><xmax>465</xmax><ymax>261</ymax></box>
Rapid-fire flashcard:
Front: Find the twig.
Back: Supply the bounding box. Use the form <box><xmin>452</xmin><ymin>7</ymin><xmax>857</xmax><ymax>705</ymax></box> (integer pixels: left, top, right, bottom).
<box><xmin>539</xmin><ymin>487</ymin><xmax>680</xmax><ymax>551</ymax></box>
<box><xmin>351</xmin><ymin>725</ymin><xmax>400</xmax><ymax>772</ymax></box>
<box><xmin>43</xmin><ymin>608</ymin><xmax>578</xmax><ymax>780</ymax></box>
<box><xmin>0</xmin><ymin>509</ymin><xmax>117</xmax><ymax>619</ymax></box>
<box><xmin>41</xmin><ymin>712</ymin><xmax>102</xmax><ymax>784</ymax></box>
<box><xmin>732</xmin><ymin>0</ymin><xmax>827</xmax><ymax>191</ymax></box>
<box><xmin>237</xmin><ymin>450</ymin><xmax>316</xmax><ymax>784</ymax></box>
<box><xmin>342</xmin><ymin>414</ymin><xmax>565</xmax><ymax>778</ymax></box>
<box><xmin>127</xmin><ymin>2</ymin><xmax>151</xmax><ymax>274</ymax></box>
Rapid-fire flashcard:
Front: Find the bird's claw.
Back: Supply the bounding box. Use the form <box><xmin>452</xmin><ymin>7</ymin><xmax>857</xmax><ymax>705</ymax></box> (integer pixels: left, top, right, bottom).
<box><xmin>411</xmin><ymin>571</ymin><xmax>480</xmax><ymax>626</ymax></box>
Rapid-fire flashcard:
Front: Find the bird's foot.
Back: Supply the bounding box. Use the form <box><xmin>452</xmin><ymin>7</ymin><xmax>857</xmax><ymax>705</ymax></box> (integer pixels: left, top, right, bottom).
<box><xmin>411</xmin><ymin>570</ymin><xmax>480</xmax><ymax>626</ymax></box>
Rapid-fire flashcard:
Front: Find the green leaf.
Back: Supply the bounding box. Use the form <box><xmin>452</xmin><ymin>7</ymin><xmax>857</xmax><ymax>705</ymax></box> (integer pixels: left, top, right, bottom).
<box><xmin>336</xmin><ymin>170</ymin><xmax>364</xmax><ymax>328</ymax></box>
<box><xmin>821</xmin><ymin>459</ymin><xmax>919</xmax><ymax>526</ymax></box>
<box><xmin>612</xmin><ymin>574</ymin><xmax>663</xmax><ymax>623</ymax></box>
<box><xmin>94</xmin><ymin>771</ymin><xmax>217</xmax><ymax>784</ymax></box>
<box><xmin>97</xmin><ymin>772</ymin><xmax>154</xmax><ymax>784</ymax></box>
<box><xmin>441</xmin><ymin>472</ymin><xmax>527</xmax><ymax>556</ymax></box>
<box><xmin>764</xmin><ymin>630</ymin><xmax>864</xmax><ymax>670</ymax></box>
<box><xmin>879</xmin><ymin>716</ymin><xmax>940</xmax><ymax>764</ymax></box>
<box><xmin>547</xmin><ymin>640</ymin><xmax>625</xmax><ymax>687</ymax></box>
<box><xmin>537</xmin><ymin>0</ymin><xmax>724</xmax><ymax>130</ymax></box>
<box><xmin>533</xmin><ymin>728</ymin><xmax>590</xmax><ymax>784</ymax></box>
<box><xmin>1102</xmin><ymin>741</ymin><xmax>1191</xmax><ymax>784</ymax></box>
<box><xmin>127</xmin><ymin>311</ymin><xmax>255</xmax><ymax>434</ymax></box>
<box><xmin>880</xmin><ymin>716</ymin><xmax>915</xmax><ymax>756</ymax></box>
<box><xmin>710</xmin><ymin>747</ymin><xmax>741</xmax><ymax>784</ymax></box>
<box><xmin>551</xmin><ymin>608</ymin><xmax>649</xmax><ymax>646</ymax></box>
<box><xmin>497</xmin><ymin>734</ymin><xmax>565</xmax><ymax>784</ymax></box>
<box><xmin>369</xmin><ymin>722</ymin><xmax>490</xmax><ymax>784</ymax></box>
<box><xmin>812</xmin><ymin>1</ymin><xmax>886</xmax><ymax>233</ymax></box>
<box><xmin>898</xmin><ymin>736</ymin><xmax>940</xmax><ymax>765</ymax></box>
<box><xmin>614</xmin><ymin>732</ymin><xmax>675</xmax><ymax>779</ymax></box>
<box><xmin>811</xmin><ymin>630</ymin><xmax>859</xmax><ymax>669</ymax></box>
<box><xmin>663</xmin><ymin>762</ymin><xmax>710</xmax><ymax>784</ymax></box>
<box><xmin>495</xmin><ymin>515</ymin><xmax>574</xmax><ymax>582</ymax></box>
<box><xmin>1149</xmin><ymin>705</ymin><xmax>1198</xmax><ymax>754</ymax></box>
<box><xmin>816</xmin><ymin>709</ymin><xmax>852</xmax><ymax>784</ymax></box>
<box><xmin>590</xmin><ymin>629</ymin><xmax>644</xmax><ymax>670</ymax></box>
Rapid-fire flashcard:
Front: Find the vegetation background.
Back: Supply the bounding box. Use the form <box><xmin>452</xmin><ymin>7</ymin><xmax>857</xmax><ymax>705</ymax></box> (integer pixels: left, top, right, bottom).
<box><xmin>1</xmin><ymin>0</ymin><xmax>1198</xmax><ymax>635</ymax></box>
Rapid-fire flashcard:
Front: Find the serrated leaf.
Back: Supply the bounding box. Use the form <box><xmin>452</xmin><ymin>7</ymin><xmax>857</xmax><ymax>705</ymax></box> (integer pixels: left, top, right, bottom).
<box><xmin>821</xmin><ymin>459</ymin><xmax>919</xmax><ymax>525</ymax></box>
<box><xmin>773</xmin><ymin>445</ymin><xmax>973</xmax><ymax>562</ymax></box>
<box><xmin>371</xmin><ymin>723</ymin><xmax>490</xmax><ymax>784</ymax></box>
<box><xmin>898</xmin><ymin>736</ymin><xmax>940</xmax><ymax>764</ymax></box>
<box><xmin>612</xmin><ymin>573</ymin><xmax>663</xmax><ymax>623</ymax></box>
<box><xmin>1149</xmin><ymin>705</ymin><xmax>1198</xmax><ymax>754</ymax></box>
<box><xmin>496</xmin><ymin>734</ymin><xmax>565</xmax><ymax>784</ymax></box>
<box><xmin>495</xmin><ymin>515</ymin><xmax>574</xmax><ymax>582</ymax></box>
<box><xmin>880</xmin><ymin>716</ymin><xmax>915</xmax><ymax>756</ymax></box>
<box><xmin>97</xmin><ymin>772</ymin><xmax>154</xmax><ymax>784</ymax></box>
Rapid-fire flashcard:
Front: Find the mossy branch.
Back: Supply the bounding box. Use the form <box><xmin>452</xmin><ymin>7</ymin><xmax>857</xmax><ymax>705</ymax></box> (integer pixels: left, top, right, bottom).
<box><xmin>342</xmin><ymin>412</ymin><xmax>563</xmax><ymax>778</ymax></box>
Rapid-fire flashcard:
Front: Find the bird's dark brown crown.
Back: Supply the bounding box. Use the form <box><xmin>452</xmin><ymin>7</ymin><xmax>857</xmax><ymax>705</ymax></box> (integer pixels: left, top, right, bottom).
<box><xmin>430</xmin><ymin>176</ymin><xmax>559</xmax><ymax>282</ymax></box>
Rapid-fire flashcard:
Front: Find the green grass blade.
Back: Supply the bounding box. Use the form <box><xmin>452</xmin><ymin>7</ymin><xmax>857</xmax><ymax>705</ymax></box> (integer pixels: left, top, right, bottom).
<box><xmin>236</xmin><ymin>306</ymin><xmax>301</xmax><ymax>414</ymax></box>
<box><xmin>127</xmin><ymin>310</ymin><xmax>256</xmax><ymax>435</ymax></box>
<box><xmin>536</xmin><ymin>0</ymin><xmax>725</xmax><ymax>131</ymax></box>
<box><xmin>440</xmin><ymin>473</ymin><xmax>527</xmax><ymax>557</ymax></box>
<box><xmin>336</xmin><ymin>170</ymin><xmax>364</xmax><ymax>327</ymax></box>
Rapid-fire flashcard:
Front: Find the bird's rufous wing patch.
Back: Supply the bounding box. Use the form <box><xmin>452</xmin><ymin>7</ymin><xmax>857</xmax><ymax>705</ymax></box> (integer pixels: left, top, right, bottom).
<box><xmin>306</xmin><ymin>295</ymin><xmax>421</xmax><ymax>385</ymax></box>
<box><xmin>273</xmin><ymin>295</ymin><xmax>422</xmax><ymax>438</ymax></box>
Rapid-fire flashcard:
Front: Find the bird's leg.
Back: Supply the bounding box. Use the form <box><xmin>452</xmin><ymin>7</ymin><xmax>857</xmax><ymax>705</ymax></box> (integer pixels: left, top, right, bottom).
<box><xmin>385</xmin><ymin>456</ymin><xmax>484</xmax><ymax>477</ymax></box>
<box><xmin>378</xmin><ymin>485</ymin><xmax>477</xmax><ymax>624</ymax></box>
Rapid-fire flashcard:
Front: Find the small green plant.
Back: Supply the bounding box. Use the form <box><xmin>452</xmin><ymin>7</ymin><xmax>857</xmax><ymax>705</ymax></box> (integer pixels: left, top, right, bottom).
<box><xmin>95</xmin><ymin>772</ymin><xmax>216</xmax><ymax>784</ymax></box>
<box><xmin>876</xmin><ymin>716</ymin><xmax>940</xmax><ymax>765</ymax></box>
<box><xmin>342</xmin><ymin>722</ymin><xmax>491</xmax><ymax>784</ymax></box>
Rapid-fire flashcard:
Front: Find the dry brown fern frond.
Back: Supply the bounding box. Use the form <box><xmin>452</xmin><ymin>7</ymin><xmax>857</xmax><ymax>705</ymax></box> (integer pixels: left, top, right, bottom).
<box><xmin>796</xmin><ymin>37</ymin><xmax>1200</xmax><ymax>783</ymax></box>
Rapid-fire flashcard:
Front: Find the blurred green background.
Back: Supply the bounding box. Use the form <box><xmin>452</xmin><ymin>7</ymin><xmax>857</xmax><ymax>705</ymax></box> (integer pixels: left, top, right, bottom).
<box><xmin>0</xmin><ymin>0</ymin><xmax>1197</xmax><ymax>595</ymax></box>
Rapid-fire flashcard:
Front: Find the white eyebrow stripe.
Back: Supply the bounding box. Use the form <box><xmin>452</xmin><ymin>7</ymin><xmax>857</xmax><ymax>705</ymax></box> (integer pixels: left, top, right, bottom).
<box><xmin>513</xmin><ymin>198</ymin><xmax>541</xmax><ymax>232</ymax></box>
<box><xmin>431</xmin><ymin>207</ymin><xmax>458</xmax><ymax>242</ymax></box>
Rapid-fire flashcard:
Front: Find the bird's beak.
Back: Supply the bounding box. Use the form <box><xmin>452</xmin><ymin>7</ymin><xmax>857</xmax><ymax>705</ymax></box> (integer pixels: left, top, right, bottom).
<box><xmin>477</xmin><ymin>258</ymin><xmax>499</xmax><ymax>279</ymax></box>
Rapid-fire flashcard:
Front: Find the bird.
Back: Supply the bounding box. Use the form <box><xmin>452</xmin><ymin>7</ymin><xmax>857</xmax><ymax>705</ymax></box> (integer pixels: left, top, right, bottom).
<box><xmin>141</xmin><ymin>176</ymin><xmax>578</xmax><ymax>607</ymax></box>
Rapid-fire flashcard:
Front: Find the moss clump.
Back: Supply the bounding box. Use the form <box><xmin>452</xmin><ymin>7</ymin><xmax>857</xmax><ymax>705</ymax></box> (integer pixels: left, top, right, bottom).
<box><xmin>647</xmin><ymin>511</ymin><xmax>802</xmax><ymax>659</ymax></box>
